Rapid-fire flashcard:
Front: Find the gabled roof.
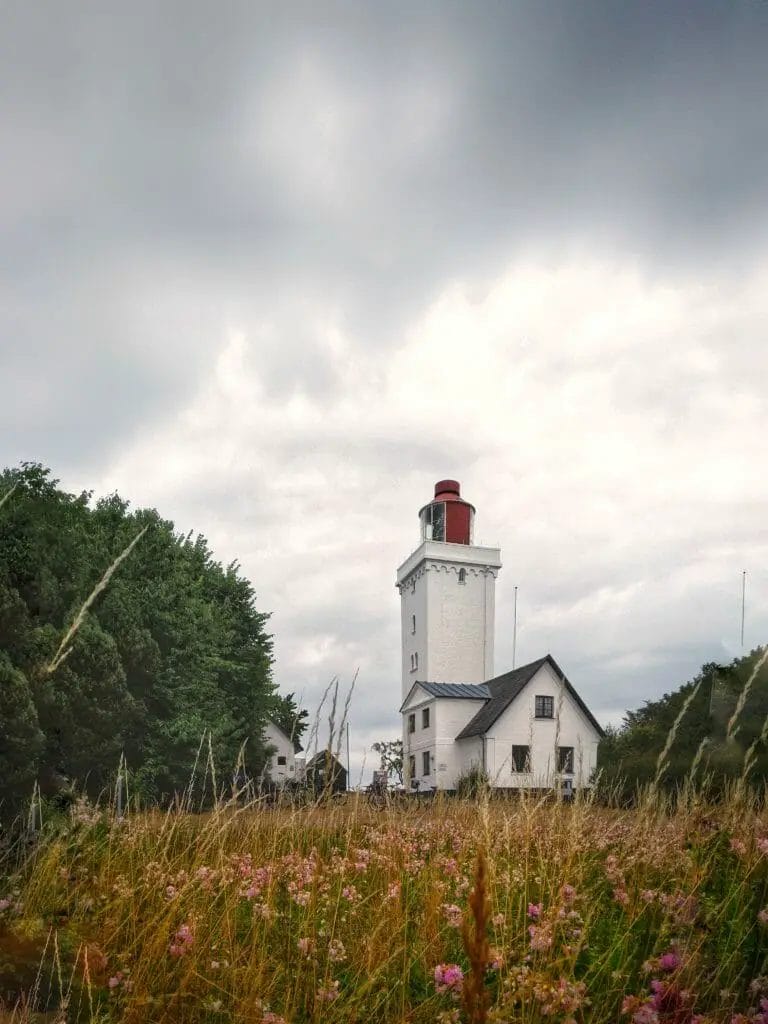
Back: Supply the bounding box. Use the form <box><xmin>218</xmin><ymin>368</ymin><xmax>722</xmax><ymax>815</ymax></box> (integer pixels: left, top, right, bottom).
<box><xmin>399</xmin><ymin>680</ymin><xmax>489</xmax><ymax>712</ymax></box>
<box><xmin>266</xmin><ymin>718</ymin><xmax>303</xmax><ymax>753</ymax></box>
<box><xmin>306</xmin><ymin>751</ymin><xmax>346</xmax><ymax>770</ymax></box>
<box><xmin>455</xmin><ymin>654</ymin><xmax>605</xmax><ymax>739</ymax></box>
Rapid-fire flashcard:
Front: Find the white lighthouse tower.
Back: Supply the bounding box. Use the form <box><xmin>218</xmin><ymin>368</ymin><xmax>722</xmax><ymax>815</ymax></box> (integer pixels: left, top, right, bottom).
<box><xmin>396</xmin><ymin>480</ymin><xmax>502</xmax><ymax>703</ymax></box>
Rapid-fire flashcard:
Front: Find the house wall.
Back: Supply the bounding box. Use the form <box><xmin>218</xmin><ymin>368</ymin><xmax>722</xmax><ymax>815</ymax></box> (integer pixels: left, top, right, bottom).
<box><xmin>483</xmin><ymin>662</ymin><xmax>600</xmax><ymax>790</ymax></box>
<box><xmin>264</xmin><ymin>722</ymin><xmax>297</xmax><ymax>785</ymax></box>
<box><xmin>397</xmin><ymin>540</ymin><xmax>501</xmax><ymax>701</ymax></box>
<box><xmin>402</xmin><ymin>690</ymin><xmax>485</xmax><ymax>791</ymax></box>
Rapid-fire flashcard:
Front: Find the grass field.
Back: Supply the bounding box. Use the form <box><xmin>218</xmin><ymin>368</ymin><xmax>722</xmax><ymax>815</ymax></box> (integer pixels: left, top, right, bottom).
<box><xmin>2</xmin><ymin>792</ymin><xmax>768</xmax><ymax>1023</ymax></box>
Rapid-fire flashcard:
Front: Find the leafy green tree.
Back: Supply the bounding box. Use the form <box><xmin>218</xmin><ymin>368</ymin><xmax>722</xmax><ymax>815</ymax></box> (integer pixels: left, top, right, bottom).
<box><xmin>271</xmin><ymin>692</ymin><xmax>309</xmax><ymax>749</ymax></box>
<box><xmin>597</xmin><ymin>648</ymin><xmax>768</xmax><ymax>800</ymax></box>
<box><xmin>372</xmin><ymin>739</ymin><xmax>404</xmax><ymax>785</ymax></box>
<box><xmin>0</xmin><ymin>463</ymin><xmax>277</xmax><ymax>813</ymax></box>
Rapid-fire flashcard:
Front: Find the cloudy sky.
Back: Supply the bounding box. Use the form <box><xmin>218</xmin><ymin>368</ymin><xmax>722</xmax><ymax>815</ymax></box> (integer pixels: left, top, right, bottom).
<box><xmin>3</xmin><ymin>1</ymin><xmax>767</xmax><ymax>782</ymax></box>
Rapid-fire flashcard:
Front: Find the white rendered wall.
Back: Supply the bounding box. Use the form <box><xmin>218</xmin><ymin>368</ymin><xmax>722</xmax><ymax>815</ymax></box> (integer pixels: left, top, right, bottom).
<box><xmin>401</xmin><ymin>687</ymin><xmax>485</xmax><ymax>791</ymax></box>
<box><xmin>264</xmin><ymin>722</ymin><xmax>297</xmax><ymax>785</ymax></box>
<box><xmin>482</xmin><ymin>662</ymin><xmax>600</xmax><ymax>790</ymax></box>
<box><xmin>397</xmin><ymin>540</ymin><xmax>501</xmax><ymax>701</ymax></box>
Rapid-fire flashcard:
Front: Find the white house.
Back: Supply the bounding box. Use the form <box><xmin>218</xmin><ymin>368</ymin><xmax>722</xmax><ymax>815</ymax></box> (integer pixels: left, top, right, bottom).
<box><xmin>264</xmin><ymin>720</ymin><xmax>301</xmax><ymax>785</ymax></box>
<box><xmin>397</xmin><ymin>480</ymin><xmax>603</xmax><ymax>792</ymax></box>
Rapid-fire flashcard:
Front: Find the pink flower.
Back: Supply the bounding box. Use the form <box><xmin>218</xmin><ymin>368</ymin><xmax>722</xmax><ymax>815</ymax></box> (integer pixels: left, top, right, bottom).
<box><xmin>386</xmin><ymin>882</ymin><xmax>401</xmax><ymax>900</ymax></box>
<box><xmin>0</xmin><ymin>899</ymin><xmax>10</xmax><ymax>912</ymax></box>
<box><xmin>297</xmin><ymin>937</ymin><xmax>313</xmax><ymax>956</ymax></box>
<box><xmin>434</xmin><ymin>963</ymin><xmax>464</xmax><ymax>996</ymax></box>
<box><xmin>316</xmin><ymin>981</ymin><xmax>340</xmax><ymax>1002</ymax></box>
<box><xmin>658</xmin><ymin>950</ymin><xmax>681</xmax><ymax>972</ymax></box>
<box><xmin>527</xmin><ymin>902</ymin><xmax>542</xmax><ymax>919</ymax></box>
<box><xmin>561</xmin><ymin>884</ymin><xmax>576</xmax><ymax>903</ymax></box>
<box><xmin>730</xmin><ymin>837</ymin><xmax>747</xmax><ymax>856</ymax></box>
<box><xmin>528</xmin><ymin>923</ymin><xmax>554</xmax><ymax>952</ymax></box>
<box><xmin>757</xmin><ymin>837</ymin><xmax>768</xmax><ymax>856</ymax></box>
<box><xmin>758</xmin><ymin>908</ymin><xmax>768</xmax><ymax>926</ymax></box>
<box><xmin>169</xmin><ymin>922</ymin><xmax>194</xmax><ymax>958</ymax></box>
<box><xmin>441</xmin><ymin>903</ymin><xmax>463</xmax><ymax>928</ymax></box>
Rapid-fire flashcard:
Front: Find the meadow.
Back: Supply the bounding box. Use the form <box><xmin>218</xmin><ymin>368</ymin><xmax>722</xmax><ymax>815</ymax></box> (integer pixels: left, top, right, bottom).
<box><xmin>1</xmin><ymin>791</ymin><xmax>768</xmax><ymax>1024</ymax></box>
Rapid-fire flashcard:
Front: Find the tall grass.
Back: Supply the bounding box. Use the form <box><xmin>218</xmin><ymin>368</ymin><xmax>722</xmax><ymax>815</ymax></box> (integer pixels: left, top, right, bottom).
<box><xmin>2</xmin><ymin>789</ymin><xmax>768</xmax><ymax>1023</ymax></box>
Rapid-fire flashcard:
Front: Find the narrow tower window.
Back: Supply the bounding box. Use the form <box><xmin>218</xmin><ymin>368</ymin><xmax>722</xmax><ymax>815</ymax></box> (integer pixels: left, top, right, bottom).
<box><xmin>414</xmin><ymin>652</ymin><xmax>418</xmax><ymax>670</ymax></box>
<box><xmin>458</xmin><ymin>568</ymin><xmax>466</xmax><ymax>584</ymax></box>
<box><xmin>411</xmin><ymin>614</ymin><xmax>416</xmax><ymax>634</ymax></box>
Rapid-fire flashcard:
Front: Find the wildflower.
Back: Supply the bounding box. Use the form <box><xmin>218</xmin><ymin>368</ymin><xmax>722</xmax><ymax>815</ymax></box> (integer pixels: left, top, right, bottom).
<box><xmin>528</xmin><ymin>923</ymin><xmax>553</xmax><ymax>952</ymax></box>
<box><xmin>561</xmin><ymin>884</ymin><xmax>576</xmax><ymax>903</ymax></box>
<box><xmin>261</xmin><ymin>1014</ymin><xmax>286</xmax><ymax>1024</ymax></box>
<box><xmin>441</xmin><ymin>903</ymin><xmax>463</xmax><ymax>928</ymax></box>
<box><xmin>730</xmin><ymin>838</ymin><xmax>747</xmax><ymax>856</ymax></box>
<box><xmin>169</xmin><ymin>922</ymin><xmax>194</xmax><ymax>958</ymax></box>
<box><xmin>328</xmin><ymin>938</ymin><xmax>346</xmax><ymax>962</ymax></box>
<box><xmin>297</xmin><ymin>937</ymin><xmax>313</xmax><ymax>956</ymax></box>
<box><xmin>614</xmin><ymin>887</ymin><xmax>630</xmax><ymax>906</ymax></box>
<box><xmin>658</xmin><ymin>950</ymin><xmax>682</xmax><ymax>973</ymax></box>
<box><xmin>757</xmin><ymin>838</ymin><xmax>768</xmax><ymax>856</ymax></box>
<box><xmin>492</xmin><ymin>912</ymin><xmax>505</xmax><ymax>926</ymax></box>
<box><xmin>759</xmin><ymin>908</ymin><xmax>768</xmax><ymax>927</ymax></box>
<box><xmin>341</xmin><ymin>885</ymin><xmax>359</xmax><ymax>902</ymax></box>
<box><xmin>434</xmin><ymin>963</ymin><xmax>464</xmax><ymax>996</ymax></box>
<box><xmin>386</xmin><ymin>882</ymin><xmax>401</xmax><ymax>900</ymax></box>
<box><xmin>0</xmin><ymin>899</ymin><xmax>10</xmax><ymax>913</ymax></box>
<box><xmin>641</xmin><ymin>889</ymin><xmax>657</xmax><ymax>903</ymax></box>
<box><xmin>316</xmin><ymin>981</ymin><xmax>340</xmax><ymax>1002</ymax></box>
<box><xmin>527</xmin><ymin>902</ymin><xmax>542</xmax><ymax>919</ymax></box>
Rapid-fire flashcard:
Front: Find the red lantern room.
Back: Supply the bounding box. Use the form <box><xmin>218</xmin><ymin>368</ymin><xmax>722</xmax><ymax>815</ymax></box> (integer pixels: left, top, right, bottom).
<box><xmin>418</xmin><ymin>480</ymin><xmax>475</xmax><ymax>545</ymax></box>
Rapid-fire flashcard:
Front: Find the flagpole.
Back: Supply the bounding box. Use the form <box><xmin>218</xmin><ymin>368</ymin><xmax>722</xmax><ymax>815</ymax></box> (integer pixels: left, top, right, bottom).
<box><xmin>741</xmin><ymin>570</ymin><xmax>747</xmax><ymax>652</ymax></box>
<box><xmin>512</xmin><ymin>585</ymin><xmax>518</xmax><ymax>669</ymax></box>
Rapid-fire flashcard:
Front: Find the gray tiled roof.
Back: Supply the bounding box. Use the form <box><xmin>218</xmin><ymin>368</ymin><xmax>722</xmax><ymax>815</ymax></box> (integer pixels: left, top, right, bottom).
<box><xmin>455</xmin><ymin>654</ymin><xmax>605</xmax><ymax>740</ymax></box>
<box><xmin>418</xmin><ymin>682</ymin><xmax>490</xmax><ymax>699</ymax></box>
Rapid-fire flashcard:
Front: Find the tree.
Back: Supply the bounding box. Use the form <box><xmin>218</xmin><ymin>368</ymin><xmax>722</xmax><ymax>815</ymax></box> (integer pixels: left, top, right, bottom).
<box><xmin>372</xmin><ymin>739</ymin><xmax>403</xmax><ymax>785</ymax></box>
<box><xmin>0</xmin><ymin>462</ymin><xmax>277</xmax><ymax>814</ymax></box>
<box><xmin>271</xmin><ymin>692</ymin><xmax>309</xmax><ymax>749</ymax></box>
<box><xmin>596</xmin><ymin>648</ymin><xmax>768</xmax><ymax>800</ymax></box>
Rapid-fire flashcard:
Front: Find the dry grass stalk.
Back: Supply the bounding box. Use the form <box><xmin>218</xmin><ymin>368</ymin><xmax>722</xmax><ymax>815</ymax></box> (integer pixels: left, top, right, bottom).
<box><xmin>0</xmin><ymin>481</ymin><xmax>18</xmax><ymax>512</ymax></box>
<box><xmin>653</xmin><ymin>675</ymin><xmax>704</xmax><ymax>789</ymax></box>
<box><xmin>726</xmin><ymin>646</ymin><xmax>768</xmax><ymax>742</ymax></box>
<box><xmin>47</xmin><ymin>525</ymin><xmax>149</xmax><ymax>674</ymax></box>
<box><xmin>461</xmin><ymin>846</ymin><xmax>490</xmax><ymax>1024</ymax></box>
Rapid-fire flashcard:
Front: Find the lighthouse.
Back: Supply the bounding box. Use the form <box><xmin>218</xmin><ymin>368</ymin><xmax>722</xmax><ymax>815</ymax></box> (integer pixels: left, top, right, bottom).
<box><xmin>396</xmin><ymin>480</ymin><xmax>502</xmax><ymax>703</ymax></box>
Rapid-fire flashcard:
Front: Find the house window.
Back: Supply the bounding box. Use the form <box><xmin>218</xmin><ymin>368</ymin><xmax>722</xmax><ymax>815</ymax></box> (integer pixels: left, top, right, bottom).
<box><xmin>458</xmin><ymin>567</ymin><xmax>466</xmax><ymax>584</ymax></box>
<box><xmin>409</xmin><ymin>755</ymin><xmax>416</xmax><ymax>780</ymax></box>
<box><xmin>411</xmin><ymin>614</ymin><xmax>416</xmax><ymax>634</ymax></box>
<box><xmin>422</xmin><ymin>707</ymin><xmax>430</xmax><ymax>728</ymax></box>
<box><xmin>414</xmin><ymin>652</ymin><xmax>418</xmax><ymax>671</ymax></box>
<box><xmin>557</xmin><ymin>746</ymin><xmax>574</xmax><ymax>773</ymax></box>
<box><xmin>277</xmin><ymin>755</ymin><xmax>287</xmax><ymax>766</ymax></box>
<box><xmin>535</xmin><ymin>695</ymin><xmax>554</xmax><ymax>719</ymax></box>
<box><xmin>422</xmin><ymin>751</ymin><xmax>431</xmax><ymax>776</ymax></box>
<box><xmin>511</xmin><ymin>745</ymin><xmax>530</xmax><ymax>772</ymax></box>
<box><xmin>408</xmin><ymin>713</ymin><xmax>416</xmax><ymax>734</ymax></box>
